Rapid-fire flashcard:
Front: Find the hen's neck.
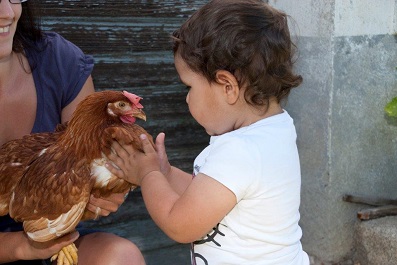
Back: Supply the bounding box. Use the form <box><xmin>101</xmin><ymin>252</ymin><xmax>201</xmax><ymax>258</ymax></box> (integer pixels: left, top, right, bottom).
<box><xmin>58</xmin><ymin>112</ymin><xmax>114</xmax><ymax>160</ymax></box>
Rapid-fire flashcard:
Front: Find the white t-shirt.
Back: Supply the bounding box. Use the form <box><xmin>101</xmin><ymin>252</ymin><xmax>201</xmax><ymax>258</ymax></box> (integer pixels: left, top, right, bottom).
<box><xmin>191</xmin><ymin>111</ymin><xmax>309</xmax><ymax>265</ymax></box>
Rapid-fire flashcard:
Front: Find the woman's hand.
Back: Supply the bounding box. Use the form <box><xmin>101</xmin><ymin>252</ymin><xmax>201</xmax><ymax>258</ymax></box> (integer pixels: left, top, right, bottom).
<box><xmin>106</xmin><ymin>133</ymin><xmax>166</xmax><ymax>186</ymax></box>
<box><xmin>9</xmin><ymin>231</ymin><xmax>79</xmax><ymax>262</ymax></box>
<box><xmin>86</xmin><ymin>189</ymin><xmax>130</xmax><ymax>218</ymax></box>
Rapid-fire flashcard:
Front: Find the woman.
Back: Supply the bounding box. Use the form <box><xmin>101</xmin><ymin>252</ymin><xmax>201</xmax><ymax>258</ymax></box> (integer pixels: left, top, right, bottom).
<box><xmin>0</xmin><ymin>1</ymin><xmax>145</xmax><ymax>264</ymax></box>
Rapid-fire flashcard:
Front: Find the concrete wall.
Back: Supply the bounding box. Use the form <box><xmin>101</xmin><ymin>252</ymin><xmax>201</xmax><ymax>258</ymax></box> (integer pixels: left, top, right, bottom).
<box><xmin>269</xmin><ymin>0</ymin><xmax>397</xmax><ymax>262</ymax></box>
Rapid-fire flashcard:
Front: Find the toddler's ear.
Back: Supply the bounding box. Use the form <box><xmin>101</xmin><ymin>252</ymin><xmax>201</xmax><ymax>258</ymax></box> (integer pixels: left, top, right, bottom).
<box><xmin>215</xmin><ymin>70</ymin><xmax>237</xmax><ymax>85</ymax></box>
<box><xmin>215</xmin><ymin>70</ymin><xmax>240</xmax><ymax>104</ymax></box>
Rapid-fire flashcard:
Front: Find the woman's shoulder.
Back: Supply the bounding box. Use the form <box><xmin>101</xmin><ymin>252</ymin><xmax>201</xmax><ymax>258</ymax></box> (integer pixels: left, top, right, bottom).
<box><xmin>26</xmin><ymin>31</ymin><xmax>93</xmax><ymax>80</ymax></box>
<box><xmin>32</xmin><ymin>32</ymin><xmax>88</xmax><ymax>59</ymax></box>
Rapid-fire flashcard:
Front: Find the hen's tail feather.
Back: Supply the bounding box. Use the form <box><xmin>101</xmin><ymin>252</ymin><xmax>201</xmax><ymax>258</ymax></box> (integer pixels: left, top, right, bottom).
<box><xmin>23</xmin><ymin>201</ymin><xmax>86</xmax><ymax>242</ymax></box>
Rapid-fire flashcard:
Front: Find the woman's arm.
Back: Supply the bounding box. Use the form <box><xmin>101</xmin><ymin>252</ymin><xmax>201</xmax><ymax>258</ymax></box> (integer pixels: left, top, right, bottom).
<box><xmin>0</xmin><ymin>231</ymin><xmax>78</xmax><ymax>263</ymax></box>
<box><xmin>61</xmin><ymin>75</ymin><xmax>95</xmax><ymax>122</ymax></box>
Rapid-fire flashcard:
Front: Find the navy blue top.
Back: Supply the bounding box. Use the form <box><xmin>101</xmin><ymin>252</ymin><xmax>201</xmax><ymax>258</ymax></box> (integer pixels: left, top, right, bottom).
<box><xmin>30</xmin><ymin>32</ymin><xmax>94</xmax><ymax>133</ymax></box>
<box><xmin>0</xmin><ymin>32</ymin><xmax>94</xmax><ymax>232</ymax></box>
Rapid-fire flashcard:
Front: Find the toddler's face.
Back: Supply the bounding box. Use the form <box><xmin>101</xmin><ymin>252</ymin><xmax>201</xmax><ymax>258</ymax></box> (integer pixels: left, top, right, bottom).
<box><xmin>174</xmin><ymin>55</ymin><xmax>233</xmax><ymax>136</ymax></box>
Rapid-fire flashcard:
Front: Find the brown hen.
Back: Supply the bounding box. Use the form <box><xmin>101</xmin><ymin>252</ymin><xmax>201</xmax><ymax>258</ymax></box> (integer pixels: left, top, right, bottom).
<box><xmin>0</xmin><ymin>90</ymin><xmax>153</xmax><ymax>265</ymax></box>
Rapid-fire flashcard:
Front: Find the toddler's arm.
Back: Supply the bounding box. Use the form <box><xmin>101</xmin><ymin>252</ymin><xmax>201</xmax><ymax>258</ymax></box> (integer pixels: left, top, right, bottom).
<box><xmin>106</xmin><ymin>133</ymin><xmax>237</xmax><ymax>243</ymax></box>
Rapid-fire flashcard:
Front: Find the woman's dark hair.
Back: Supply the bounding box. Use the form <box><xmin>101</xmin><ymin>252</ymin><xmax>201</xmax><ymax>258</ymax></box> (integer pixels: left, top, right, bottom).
<box><xmin>172</xmin><ymin>0</ymin><xmax>302</xmax><ymax>109</ymax></box>
<box><xmin>13</xmin><ymin>1</ymin><xmax>43</xmax><ymax>53</ymax></box>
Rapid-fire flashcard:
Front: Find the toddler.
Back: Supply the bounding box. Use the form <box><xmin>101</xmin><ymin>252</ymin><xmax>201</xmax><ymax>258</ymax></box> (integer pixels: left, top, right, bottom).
<box><xmin>107</xmin><ymin>0</ymin><xmax>309</xmax><ymax>264</ymax></box>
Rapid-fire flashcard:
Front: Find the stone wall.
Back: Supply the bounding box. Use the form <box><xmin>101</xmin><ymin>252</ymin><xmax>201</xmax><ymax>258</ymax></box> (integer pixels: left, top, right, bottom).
<box><xmin>269</xmin><ymin>0</ymin><xmax>397</xmax><ymax>262</ymax></box>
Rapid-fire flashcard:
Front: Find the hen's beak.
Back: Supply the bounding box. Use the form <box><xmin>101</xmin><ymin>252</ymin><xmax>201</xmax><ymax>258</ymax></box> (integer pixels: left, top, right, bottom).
<box><xmin>133</xmin><ymin>109</ymin><xmax>147</xmax><ymax>121</ymax></box>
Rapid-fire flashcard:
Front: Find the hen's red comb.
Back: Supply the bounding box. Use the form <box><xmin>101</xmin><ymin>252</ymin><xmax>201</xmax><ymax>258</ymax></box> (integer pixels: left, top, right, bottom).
<box><xmin>123</xmin><ymin>91</ymin><xmax>143</xmax><ymax>109</ymax></box>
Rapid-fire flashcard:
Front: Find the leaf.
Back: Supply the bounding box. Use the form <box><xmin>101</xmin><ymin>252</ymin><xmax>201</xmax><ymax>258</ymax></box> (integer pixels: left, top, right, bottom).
<box><xmin>385</xmin><ymin>97</ymin><xmax>397</xmax><ymax>117</ymax></box>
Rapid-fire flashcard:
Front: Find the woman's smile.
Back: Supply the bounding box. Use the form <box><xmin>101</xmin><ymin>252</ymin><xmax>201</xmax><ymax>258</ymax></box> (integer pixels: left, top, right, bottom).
<box><xmin>0</xmin><ymin>26</ymin><xmax>10</xmax><ymax>34</ymax></box>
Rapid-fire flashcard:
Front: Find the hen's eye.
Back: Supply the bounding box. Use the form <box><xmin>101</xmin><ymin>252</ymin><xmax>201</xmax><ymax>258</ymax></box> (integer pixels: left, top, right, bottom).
<box><xmin>119</xmin><ymin>102</ymin><xmax>126</xmax><ymax>108</ymax></box>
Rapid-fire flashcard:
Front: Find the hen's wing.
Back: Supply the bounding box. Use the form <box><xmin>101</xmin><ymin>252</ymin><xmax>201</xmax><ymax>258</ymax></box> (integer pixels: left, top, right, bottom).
<box><xmin>89</xmin><ymin>124</ymin><xmax>154</xmax><ymax>199</ymax></box>
<box><xmin>0</xmin><ymin>129</ymin><xmax>65</xmax><ymax>216</ymax></box>
<box><xmin>102</xmin><ymin>123</ymin><xmax>154</xmax><ymax>152</ymax></box>
<box><xmin>9</xmin><ymin>144</ymin><xmax>92</xmax><ymax>242</ymax></box>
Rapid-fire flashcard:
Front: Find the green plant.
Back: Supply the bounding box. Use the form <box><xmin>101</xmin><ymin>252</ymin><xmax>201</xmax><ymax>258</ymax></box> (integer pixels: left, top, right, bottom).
<box><xmin>385</xmin><ymin>97</ymin><xmax>397</xmax><ymax>117</ymax></box>
<box><xmin>385</xmin><ymin>66</ymin><xmax>397</xmax><ymax>117</ymax></box>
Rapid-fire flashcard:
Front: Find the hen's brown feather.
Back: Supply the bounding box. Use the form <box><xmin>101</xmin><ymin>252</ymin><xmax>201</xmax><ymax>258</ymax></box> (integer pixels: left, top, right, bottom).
<box><xmin>0</xmin><ymin>128</ymin><xmax>65</xmax><ymax>216</ymax></box>
<box><xmin>0</xmin><ymin>90</ymin><xmax>152</xmax><ymax>245</ymax></box>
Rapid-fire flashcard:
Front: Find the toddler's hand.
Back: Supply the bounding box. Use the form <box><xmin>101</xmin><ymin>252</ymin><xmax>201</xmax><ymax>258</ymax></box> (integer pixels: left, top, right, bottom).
<box><xmin>154</xmin><ymin>133</ymin><xmax>172</xmax><ymax>177</ymax></box>
<box><xmin>106</xmin><ymin>134</ymin><xmax>161</xmax><ymax>186</ymax></box>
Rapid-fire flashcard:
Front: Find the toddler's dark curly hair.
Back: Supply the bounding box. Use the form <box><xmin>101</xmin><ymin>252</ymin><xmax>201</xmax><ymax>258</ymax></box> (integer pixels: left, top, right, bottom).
<box><xmin>172</xmin><ymin>0</ymin><xmax>302</xmax><ymax>109</ymax></box>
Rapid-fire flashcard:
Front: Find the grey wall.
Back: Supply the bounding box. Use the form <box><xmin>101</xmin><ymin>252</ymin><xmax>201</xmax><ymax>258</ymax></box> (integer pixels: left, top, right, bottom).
<box><xmin>269</xmin><ymin>0</ymin><xmax>397</xmax><ymax>262</ymax></box>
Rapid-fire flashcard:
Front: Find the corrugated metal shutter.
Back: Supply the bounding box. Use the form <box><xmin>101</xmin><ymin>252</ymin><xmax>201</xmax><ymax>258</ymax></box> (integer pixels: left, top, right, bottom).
<box><xmin>41</xmin><ymin>0</ymin><xmax>210</xmax><ymax>172</ymax></box>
